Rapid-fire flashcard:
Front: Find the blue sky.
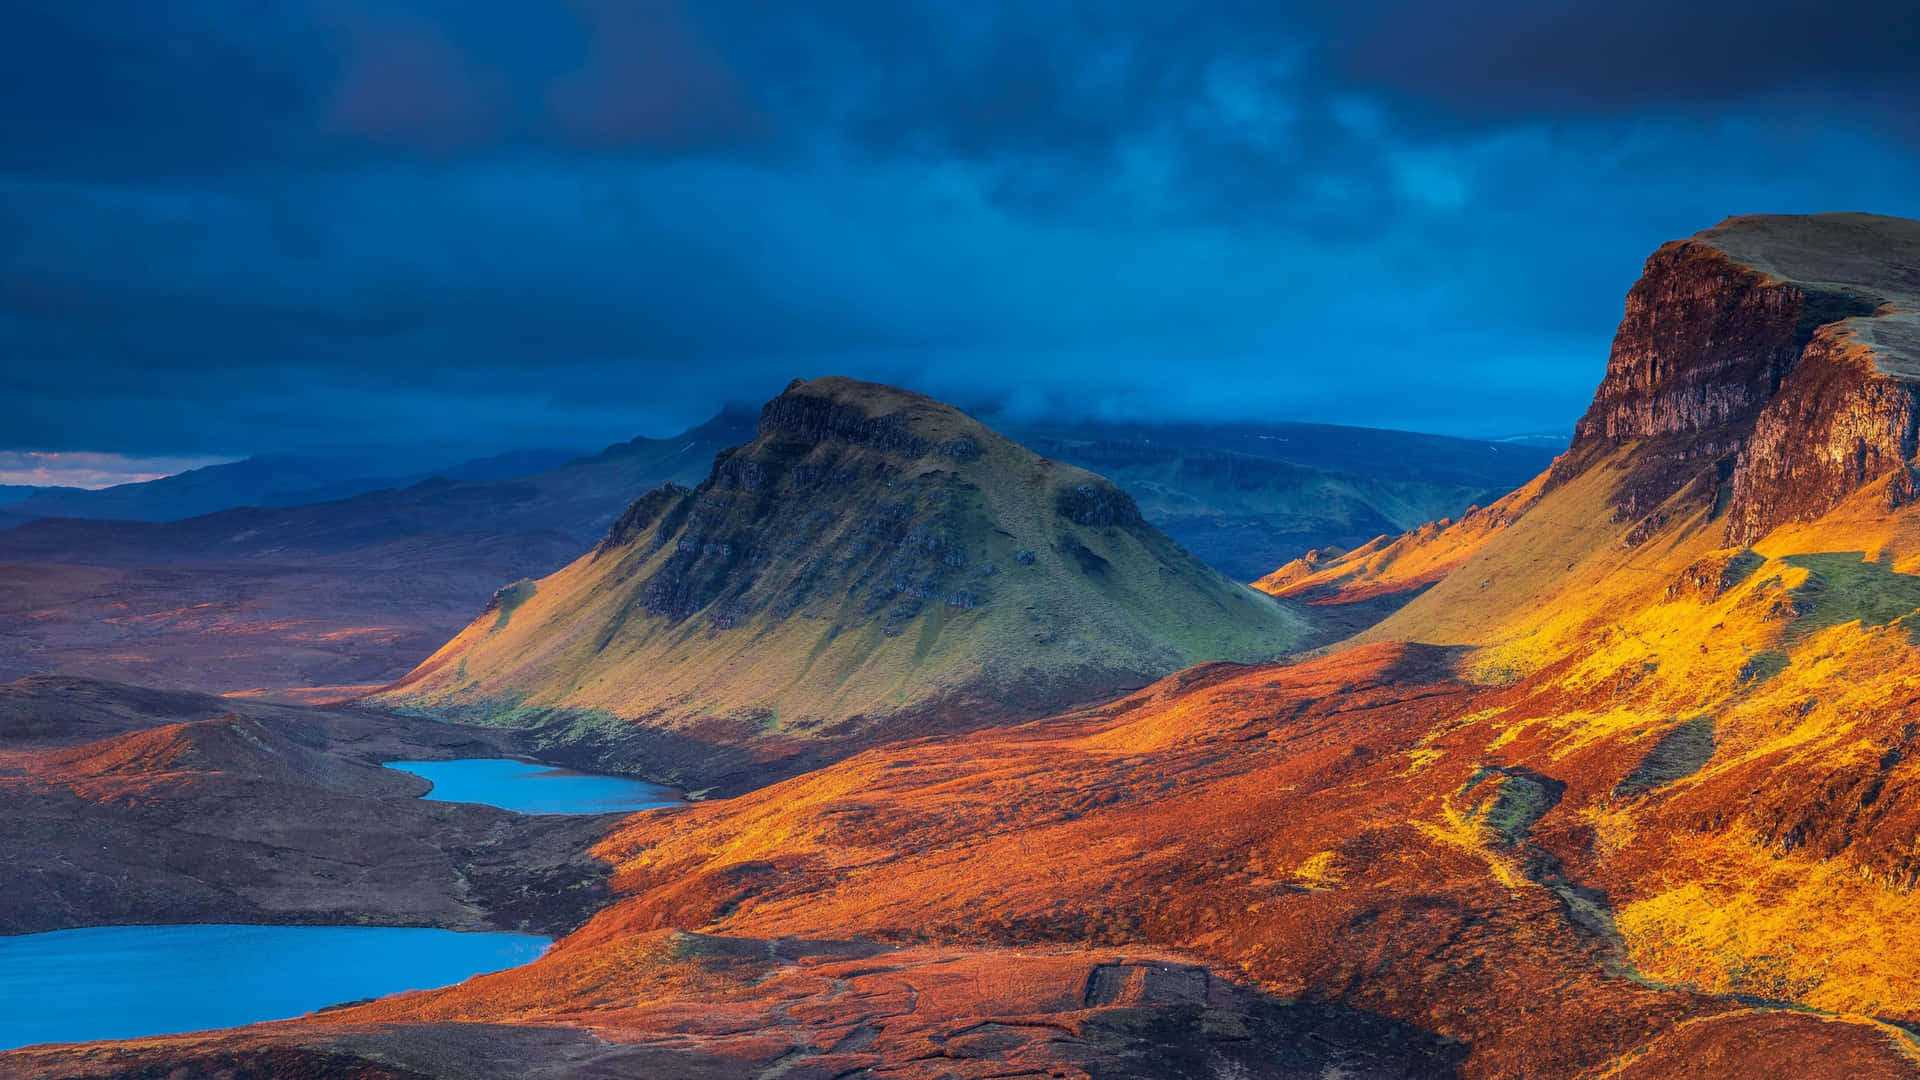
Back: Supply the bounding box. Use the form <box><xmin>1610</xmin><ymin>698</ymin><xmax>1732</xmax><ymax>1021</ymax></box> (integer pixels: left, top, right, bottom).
<box><xmin>4</xmin><ymin>1</ymin><xmax>1918</xmax><ymax>479</ymax></box>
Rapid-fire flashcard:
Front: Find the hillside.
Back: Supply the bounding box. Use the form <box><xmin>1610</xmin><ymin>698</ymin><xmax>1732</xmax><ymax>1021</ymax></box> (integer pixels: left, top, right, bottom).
<box><xmin>381</xmin><ymin>378</ymin><xmax>1309</xmax><ymax>784</ymax></box>
<box><xmin>1000</xmin><ymin>418</ymin><xmax>1554</xmax><ymax>580</ymax></box>
<box><xmin>0</xmin><ymin>677</ymin><xmax>610</xmax><ymax>937</ymax></box>
<box><xmin>22</xmin><ymin>646</ymin><xmax>1914</xmax><ymax>1079</ymax></box>
<box><xmin>1263</xmin><ymin>212</ymin><xmax>1920</xmax><ymax>660</ymax></box>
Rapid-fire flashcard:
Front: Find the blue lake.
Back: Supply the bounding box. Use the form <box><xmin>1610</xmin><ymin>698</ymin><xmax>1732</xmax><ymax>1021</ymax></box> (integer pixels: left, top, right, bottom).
<box><xmin>384</xmin><ymin>757</ymin><xmax>680</xmax><ymax>815</ymax></box>
<box><xmin>0</xmin><ymin>924</ymin><xmax>549</xmax><ymax>1050</ymax></box>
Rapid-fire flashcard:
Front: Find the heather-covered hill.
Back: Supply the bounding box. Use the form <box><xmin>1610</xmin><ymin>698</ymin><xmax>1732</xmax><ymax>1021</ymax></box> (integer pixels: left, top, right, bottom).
<box><xmin>0</xmin><ymin>677</ymin><xmax>611</xmax><ymax>937</ymax></box>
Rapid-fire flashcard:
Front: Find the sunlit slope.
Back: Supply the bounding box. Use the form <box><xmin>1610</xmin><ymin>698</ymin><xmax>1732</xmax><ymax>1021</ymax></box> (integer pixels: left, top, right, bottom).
<box><xmin>381</xmin><ymin>378</ymin><xmax>1307</xmax><ymax>756</ymax></box>
<box><xmin>28</xmin><ymin>218</ymin><xmax>1920</xmax><ymax>1080</ymax></box>
<box><xmin>310</xmin><ymin>643</ymin><xmax>1920</xmax><ymax>1079</ymax></box>
<box><xmin>1248</xmin><ymin>212</ymin><xmax>1920</xmax><ymax>1023</ymax></box>
<box><xmin>1264</xmin><ymin>212</ymin><xmax>1920</xmax><ymax>664</ymax></box>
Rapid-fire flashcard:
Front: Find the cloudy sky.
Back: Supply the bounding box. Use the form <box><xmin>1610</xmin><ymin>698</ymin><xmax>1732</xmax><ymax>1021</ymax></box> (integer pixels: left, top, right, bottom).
<box><xmin>4</xmin><ymin>1</ymin><xmax>1919</xmax><ymax>481</ymax></box>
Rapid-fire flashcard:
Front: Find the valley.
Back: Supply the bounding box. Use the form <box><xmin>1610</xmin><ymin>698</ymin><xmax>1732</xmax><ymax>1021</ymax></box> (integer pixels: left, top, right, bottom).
<box><xmin>8</xmin><ymin>212</ymin><xmax>1920</xmax><ymax>1078</ymax></box>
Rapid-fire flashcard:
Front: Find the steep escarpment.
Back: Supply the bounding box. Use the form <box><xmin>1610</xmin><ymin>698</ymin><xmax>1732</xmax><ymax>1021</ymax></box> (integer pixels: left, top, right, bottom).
<box><xmin>1560</xmin><ymin>212</ymin><xmax>1920</xmax><ymax>542</ymax></box>
<box><xmin>1706</xmin><ymin>213</ymin><xmax>1920</xmax><ymax>541</ymax></box>
<box><xmin>1725</xmin><ymin>318</ymin><xmax>1920</xmax><ymax>542</ymax></box>
<box><xmin>1265</xmin><ymin>213</ymin><xmax>1920</xmax><ymax>645</ymax></box>
<box><xmin>382</xmin><ymin>377</ymin><xmax>1307</xmax><ymax>785</ymax></box>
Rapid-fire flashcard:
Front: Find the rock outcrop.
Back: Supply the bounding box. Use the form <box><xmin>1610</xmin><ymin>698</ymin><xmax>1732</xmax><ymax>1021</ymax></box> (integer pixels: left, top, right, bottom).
<box><xmin>1725</xmin><ymin>318</ymin><xmax>1920</xmax><ymax>542</ymax></box>
<box><xmin>1554</xmin><ymin>212</ymin><xmax>1920</xmax><ymax>544</ymax></box>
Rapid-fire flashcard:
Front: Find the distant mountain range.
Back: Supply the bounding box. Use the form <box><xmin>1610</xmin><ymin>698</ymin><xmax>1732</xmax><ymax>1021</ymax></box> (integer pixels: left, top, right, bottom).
<box><xmin>1000</xmin><ymin>417</ymin><xmax>1557</xmax><ymax>580</ymax></box>
<box><xmin>0</xmin><ymin>446</ymin><xmax>599</xmax><ymax>524</ymax></box>
<box><xmin>0</xmin><ymin>400</ymin><xmax>1549</xmax><ymax>698</ymax></box>
<box><xmin>0</xmin><ymin>410</ymin><xmax>760</xmax><ymax>694</ymax></box>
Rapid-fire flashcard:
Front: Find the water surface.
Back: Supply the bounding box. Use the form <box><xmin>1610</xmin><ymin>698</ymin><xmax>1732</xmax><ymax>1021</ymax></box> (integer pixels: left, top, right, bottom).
<box><xmin>385</xmin><ymin>757</ymin><xmax>679</xmax><ymax>814</ymax></box>
<box><xmin>0</xmin><ymin>924</ymin><xmax>548</xmax><ymax>1050</ymax></box>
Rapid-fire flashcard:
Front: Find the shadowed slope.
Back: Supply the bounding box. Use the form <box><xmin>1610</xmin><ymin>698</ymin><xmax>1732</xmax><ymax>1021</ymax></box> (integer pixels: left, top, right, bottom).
<box><xmin>1002</xmin><ymin>418</ymin><xmax>1554</xmax><ymax>581</ymax></box>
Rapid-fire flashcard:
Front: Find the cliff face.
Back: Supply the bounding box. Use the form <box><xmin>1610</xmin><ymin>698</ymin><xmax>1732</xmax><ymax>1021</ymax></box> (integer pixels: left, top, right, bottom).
<box><xmin>1554</xmin><ymin>213</ymin><xmax>1920</xmax><ymax>544</ymax></box>
<box><xmin>1725</xmin><ymin>317</ymin><xmax>1920</xmax><ymax>542</ymax></box>
<box><xmin>1568</xmin><ymin>240</ymin><xmax>1808</xmax><ymax>449</ymax></box>
<box><xmin>1261</xmin><ymin>213</ymin><xmax>1920</xmax><ymax>650</ymax></box>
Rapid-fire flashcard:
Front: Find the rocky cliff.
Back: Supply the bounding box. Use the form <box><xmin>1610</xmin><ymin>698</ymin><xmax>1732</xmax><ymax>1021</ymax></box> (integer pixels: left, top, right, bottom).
<box><xmin>1262</xmin><ymin>212</ymin><xmax>1920</xmax><ymax>648</ymax></box>
<box><xmin>1557</xmin><ymin>212</ymin><xmax>1920</xmax><ymax>544</ymax></box>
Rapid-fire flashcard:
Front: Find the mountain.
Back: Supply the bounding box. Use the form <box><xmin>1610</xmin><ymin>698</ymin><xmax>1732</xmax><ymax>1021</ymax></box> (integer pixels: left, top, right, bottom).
<box><xmin>1246</xmin><ymin>212</ymin><xmax>1920</xmax><ymax>1025</ymax></box>
<box><xmin>0</xmin><ymin>401</ymin><xmax>1539</xmax><ymax>697</ymax></box>
<box><xmin>0</xmin><ymin>444</ymin><xmax>608</xmax><ymax>525</ymax></box>
<box><xmin>4</xmin><ymin>455</ymin><xmax>403</xmax><ymax>522</ymax></box>
<box><xmin>427</xmin><ymin>447</ymin><xmax>593</xmax><ymax>483</ymax></box>
<box><xmin>1264</xmin><ymin>212</ymin><xmax>1920</xmax><ymax>647</ymax></box>
<box><xmin>998</xmin><ymin>417</ymin><xmax>1555</xmax><ymax>580</ymax></box>
<box><xmin>380</xmin><ymin>377</ymin><xmax>1309</xmax><ymax>784</ymax></box>
<box><xmin>16</xmin><ymin>215</ymin><xmax>1920</xmax><ymax>1079</ymax></box>
<box><xmin>0</xmin><ymin>408</ymin><xmax>759</xmax><ymax>696</ymax></box>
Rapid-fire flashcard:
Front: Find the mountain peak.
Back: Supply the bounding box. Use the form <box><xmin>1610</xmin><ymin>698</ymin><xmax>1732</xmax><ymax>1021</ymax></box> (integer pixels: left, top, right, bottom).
<box><xmin>1263</xmin><ymin>210</ymin><xmax>1920</xmax><ymax>644</ymax></box>
<box><xmin>755</xmin><ymin>376</ymin><xmax>993</xmax><ymax>459</ymax></box>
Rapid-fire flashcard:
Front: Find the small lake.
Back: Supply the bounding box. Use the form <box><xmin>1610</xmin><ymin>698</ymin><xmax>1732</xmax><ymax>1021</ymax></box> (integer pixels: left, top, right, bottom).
<box><xmin>384</xmin><ymin>757</ymin><xmax>680</xmax><ymax>815</ymax></box>
<box><xmin>0</xmin><ymin>924</ymin><xmax>549</xmax><ymax>1050</ymax></box>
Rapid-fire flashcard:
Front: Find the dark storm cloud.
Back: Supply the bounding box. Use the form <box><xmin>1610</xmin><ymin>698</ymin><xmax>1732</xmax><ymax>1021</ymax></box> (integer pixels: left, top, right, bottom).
<box><xmin>1322</xmin><ymin>0</ymin><xmax>1920</xmax><ymax>116</ymax></box>
<box><xmin>2</xmin><ymin>1</ymin><xmax>1918</xmax><ymax>458</ymax></box>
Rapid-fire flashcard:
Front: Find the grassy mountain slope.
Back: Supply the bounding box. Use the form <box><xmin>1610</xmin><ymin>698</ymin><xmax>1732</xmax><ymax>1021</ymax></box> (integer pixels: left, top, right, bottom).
<box><xmin>381</xmin><ymin>378</ymin><xmax>1307</xmax><ymax>775</ymax></box>
<box><xmin>1245</xmin><ymin>212</ymin><xmax>1920</xmax><ymax>1018</ymax></box>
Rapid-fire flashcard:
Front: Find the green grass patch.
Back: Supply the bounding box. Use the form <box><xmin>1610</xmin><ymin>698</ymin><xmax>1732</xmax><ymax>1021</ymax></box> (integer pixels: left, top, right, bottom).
<box><xmin>489</xmin><ymin>579</ymin><xmax>537</xmax><ymax>630</ymax></box>
<box><xmin>1781</xmin><ymin>552</ymin><xmax>1920</xmax><ymax>639</ymax></box>
<box><xmin>1615</xmin><ymin>717</ymin><xmax>1716</xmax><ymax>797</ymax></box>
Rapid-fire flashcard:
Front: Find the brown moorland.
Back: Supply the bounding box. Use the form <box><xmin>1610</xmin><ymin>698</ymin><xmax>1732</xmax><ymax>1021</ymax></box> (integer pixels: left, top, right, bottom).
<box><xmin>0</xmin><ymin>677</ymin><xmax>614</xmax><ymax>937</ymax></box>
